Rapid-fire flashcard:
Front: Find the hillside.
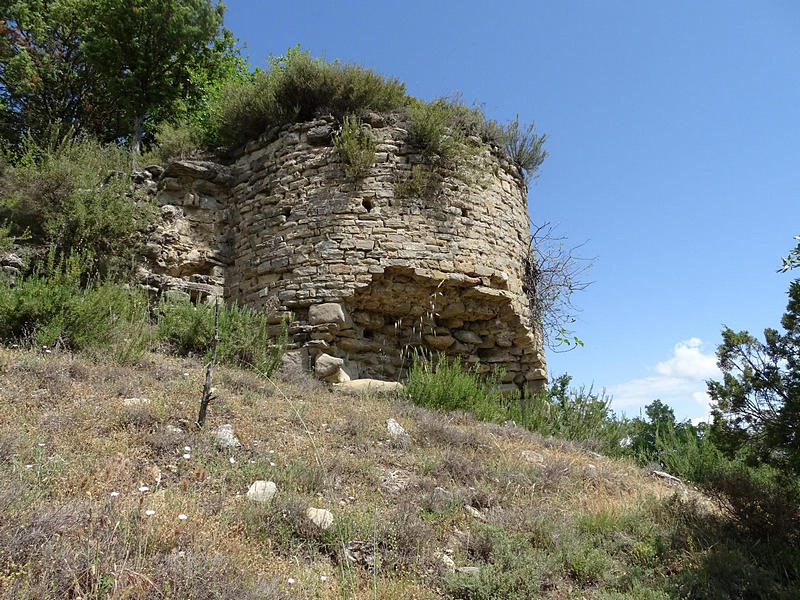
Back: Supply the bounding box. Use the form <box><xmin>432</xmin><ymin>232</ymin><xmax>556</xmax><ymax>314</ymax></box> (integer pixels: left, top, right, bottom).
<box><xmin>3</xmin><ymin>346</ymin><xmax>785</xmax><ymax>600</ymax></box>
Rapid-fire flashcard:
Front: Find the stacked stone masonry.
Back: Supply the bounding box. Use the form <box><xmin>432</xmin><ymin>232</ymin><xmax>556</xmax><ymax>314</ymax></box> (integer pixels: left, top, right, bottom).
<box><xmin>140</xmin><ymin>112</ymin><xmax>547</xmax><ymax>391</ymax></box>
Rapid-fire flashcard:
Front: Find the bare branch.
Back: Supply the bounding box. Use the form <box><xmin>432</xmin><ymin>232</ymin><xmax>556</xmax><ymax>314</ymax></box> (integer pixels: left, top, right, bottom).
<box><xmin>196</xmin><ymin>297</ymin><xmax>220</xmax><ymax>429</ymax></box>
<box><xmin>523</xmin><ymin>221</ymin><xmax>596</xmax><ymax>352</ymax></box>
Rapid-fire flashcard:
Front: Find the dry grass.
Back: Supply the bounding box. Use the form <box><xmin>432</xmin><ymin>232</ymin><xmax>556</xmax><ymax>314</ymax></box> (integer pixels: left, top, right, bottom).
<box><xmin>0</xmin><ymin>347</ymin><xmax>714</xmax><ymax>599</ymax></box>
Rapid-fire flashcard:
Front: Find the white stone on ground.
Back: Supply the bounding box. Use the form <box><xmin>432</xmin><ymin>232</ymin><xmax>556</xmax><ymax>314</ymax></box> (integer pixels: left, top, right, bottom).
<box><xmin>386</xmin><ymin>418</ymin><xmax>407</xmax><ymax>437</ymax></box>
<box><xmin>521</xmin><ymin>450</ymin><xmax>544</xmax><ymax>464</ymax></box>
<box><xmin>306</xmin><ymin>507</ymin><xmax>334</xmax><ymax>530</ymax></box>
<box><xmin>247</xmin><ymin>480</ymin><xmax>277</xmax><ymax>503</ymax></box>
<box><xmin>123</xmin><ymin>397</ymin><xmax>151</xmax><ymax>407</ymax></box>
<box><xmin>214</xmin><ymin>424</ymin><xmax>241</xmax><ymax>449</ymax></box>
<box><xmin>436</xmin><ymin>552</ymin><xmax>456</xmax><ymax>573</ymax></box>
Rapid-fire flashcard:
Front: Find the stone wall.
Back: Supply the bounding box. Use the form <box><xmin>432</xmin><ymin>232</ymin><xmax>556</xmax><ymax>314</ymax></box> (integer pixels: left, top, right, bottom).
<box><xmin>143</xmin><ymin>112</ymin><xmax>547</xmax><ymax>391</ymax></box>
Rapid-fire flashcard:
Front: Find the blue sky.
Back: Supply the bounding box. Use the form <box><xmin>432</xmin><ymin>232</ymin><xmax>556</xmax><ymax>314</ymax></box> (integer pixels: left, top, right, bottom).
<box><xmin>224</xmin><ymin>1</ymin><xmax>800</xmax><ymax>422</ymax></box>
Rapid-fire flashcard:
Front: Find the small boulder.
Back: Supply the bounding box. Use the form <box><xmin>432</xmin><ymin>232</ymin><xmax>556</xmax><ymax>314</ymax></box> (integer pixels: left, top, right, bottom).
<box><xmin>247</xmin><ymin>480</ymin><xmax>277</xmax><ymax>503</ymax></box>
<box><xmin>424</xmin><ymin>334</ymin><xmax>455</xmax><ymax>350</ymax></box>
<box><xmin>436</xmin><ymin>552</ymin><xmax>456</xmax><ymax>573</ymax></box>
<box><xmin>214</xmin><ymin>424</ymin><xmax>241</xmax><ymax>449</ymax></box>
<box><xmin>456</xmin><ymin>566</ymin><xmax>481</xmax><ymax>577</ymax></box>
<box><xmin>464</xmin><ymin>506</ymin><xmax>486</xmax><ymax>521</ymax></box>
<box><xmin>0</xmin><ymin>254</ymin><xmax>23</xmax><ymax>270</ymax></box>
<box><xmin>386</xmin><ymin>418</ymin><xmax>407</xmax><ymax>437</ymax></box>
<box><xmin>344</xmin><ymin>540</ymin><xmax>375</xmax><ymax>568</ymax></box>
<box><xmin>314</xmin><ymin>353</ymin><xmax>344</xmax><ymax>378</ymax></box>
<box><xmin>306</xmin><ymin>507</ymin><xmax>334</xmax><ymax>530</ymax></box>
<box><xmin>453</xmin><ymin>330</ymin><xmax>483</xmax><ymax>345</ymax></box>
<box><xmin>306</xmin><ymin>124</ymin><xmax>333</xmax><ymax>145</ymax></box>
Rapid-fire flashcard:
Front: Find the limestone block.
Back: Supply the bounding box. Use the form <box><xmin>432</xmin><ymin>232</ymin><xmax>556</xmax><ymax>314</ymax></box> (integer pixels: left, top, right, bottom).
<box><xmin>306</xmin><ymin>125</ymin><xmax>333</xmax><ymax>145</ymax></box>
<box><xmin>454</xmin><ymin>330</ymin><xmax>482</xmax><ymax>345</ymax></box>
<box><xmin>424</xmin><ymin>334</ymin><xmax>455</xmax><ymax>350</ymax></box>
<box><xmin>333</xmin><ymin>379</ymin><xmax>404</xmax><ymax>395</ymax></box>
<box><xmin>247</xmin><ymin>480</ymin><xmax>277</xmax><ymax>503</ymax></box>
<box><xmin>308</xmin><ymin>302</ymin><xmax>347</xmax><ymax>326</ymax></box>
<box><xmin>314</xmin><ymin>353</ymin><xmax>343</xmax><ymax>378</ymax></box>
<box><xmin>306</xmin><ymin>507</ymin><xmax>334</xmax><ymax>530</ymax></box>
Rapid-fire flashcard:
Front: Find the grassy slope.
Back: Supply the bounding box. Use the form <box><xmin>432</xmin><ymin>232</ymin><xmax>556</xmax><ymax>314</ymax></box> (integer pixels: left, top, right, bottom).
<box><xmin>0</xmin><ymin>348</ymin><xmax>771</xmax><ymax>600</ymax></box>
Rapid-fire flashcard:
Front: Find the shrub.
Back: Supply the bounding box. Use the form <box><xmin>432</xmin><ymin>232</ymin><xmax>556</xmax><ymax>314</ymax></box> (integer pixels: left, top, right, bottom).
<box><xmin>695</xmin><ymin>456</ymin><xmax>800</xmax><ymax>539</ymax></box>
<box><xmin>502</xmin><ymin>115</ymin><xmax>547</xmax><ymax>183</ymax></box>
<box><xmin>445</xmin><ymin>527</ymin><xmax>550</xmax><ymax>600</ymax></box>
<box><xmin>213</xmin><ymin>46</ymin><xmax>406</xmax><ymax>146</ymax></box>
<box><xmin>0</xmin><ymin>252</ymin><xmax>150</xmax><ymax>361</ymax></box>
<box><xmin>0</xmin><ymin>220</ymin><xmax>17</xmax><ymax>254</ymax></box>
<box><xmin>394</xmin><ymin>164</ymin><xmax>440</xmax><ymax>199</ymax></box>
<box><xmin>333</xmin><ymin>116</ymin><xmax>377</xmax><ymax>180</ymax></box>
<box><xmin>0</xmin><ymin>134</ymin><xmax>153</xmax><ymax>274</ymax></box>
<box><xmin>156</xmin><ymin>298</ymin><xmax>288</xmax><ymax>375</ymax></box>
<box><xmin>147</xmin><ymin>119</ymin><xmax>201</xmax><ymax>163</ymax></box>
<box><xmin>405</xmin><ymin>353</ymin><xmax>507</xmax><ymax>422</ymax></box>
<box><xmin>507</xmin><ymin>374</ymin><xmax>624</xmax><ymax>452</ymax></box>
<box><xmin>406</xmin><ymin>98</ymin><xmax>473</xmax><ymax>169</ymax></box>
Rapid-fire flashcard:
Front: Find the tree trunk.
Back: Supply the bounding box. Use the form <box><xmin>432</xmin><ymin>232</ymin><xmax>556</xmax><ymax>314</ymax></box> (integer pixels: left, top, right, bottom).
<box><xmin>130</xmin><ymin>113</ymin><xmax>144</xmax><ymax>168</ymax></box>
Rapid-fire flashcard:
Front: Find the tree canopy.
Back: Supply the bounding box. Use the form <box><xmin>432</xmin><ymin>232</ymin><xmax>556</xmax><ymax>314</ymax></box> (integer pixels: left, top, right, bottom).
<box><xmin>708</xmin><ymin>240</ymin><xmax>800</xmax><ymax>477</ymax></box>
<box><xmin>1</xmin><ymin>0</ymin><xmax>231</xmax><ymax>155</ymax></box>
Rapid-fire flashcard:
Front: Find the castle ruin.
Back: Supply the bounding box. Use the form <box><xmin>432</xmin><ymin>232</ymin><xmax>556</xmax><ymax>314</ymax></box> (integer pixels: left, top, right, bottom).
<box><xmin>138</xmin><ymin>112</ymin><xmax>547</xmax><ymax>392</ymax></box>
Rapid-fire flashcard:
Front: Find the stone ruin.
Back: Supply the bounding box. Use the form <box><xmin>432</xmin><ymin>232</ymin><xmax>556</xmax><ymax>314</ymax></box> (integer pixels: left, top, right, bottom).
<box><xmin>136</xmin><ymin>111</ymin><xmax>547</xmax><ymax>392</ymax></box>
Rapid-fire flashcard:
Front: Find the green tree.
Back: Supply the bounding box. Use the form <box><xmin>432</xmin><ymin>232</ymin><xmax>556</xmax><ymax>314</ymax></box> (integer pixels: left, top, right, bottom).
<box><xmin>0</xmin><ymin>0</ymin><xmax>114</xmax><ymax>146</ymax></box>
<box><xmin>626</xmin><ymin>399</ymin><xmax>703</xmax><ymax>467</ymax></box>
<box><xmin>779</xmin><ymin>235</ymin><xmax>800</xmax><ymax>273</ymax></box>
<box><xmin>707</xmin><ymin>244</ymin><xmax>800</xmax><ymax>477</ymax></box>
<box><xmin>68</xmin><ymin>0</ymin><xmax>224</xmax><ymax>158</ymax></box>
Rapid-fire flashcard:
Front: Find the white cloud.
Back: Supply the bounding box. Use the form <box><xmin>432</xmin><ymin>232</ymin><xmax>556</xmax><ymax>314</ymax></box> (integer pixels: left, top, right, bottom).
<box><xmin>654</xmin><ymin>338</ymin><xmax>719</xmax><ymax>379</ymax></box>
<box><xmin>609</xmin><ymin>339</ymin><xmax>720</xmax><ymax>421</ymax></box>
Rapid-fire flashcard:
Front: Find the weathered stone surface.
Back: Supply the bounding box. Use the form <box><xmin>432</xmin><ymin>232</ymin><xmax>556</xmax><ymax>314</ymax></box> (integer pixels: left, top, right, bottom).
<box><xmin>386</xmin><ymin>418</ymin><xmax>407</xmax><ymax>437</ymax></box>
<box><xmin>276</xmin><ymin>349</ymin><xmax>306</xmax><ymax>376</ymax></box>
<box><xmin>306</xmin><ymin>507</ymin><xmax>334</xmax><ymax>530</ymax></box>
<box><xmin>214</xmin><ymin>424</ymin><xmax>241</xmax><ymax>449</ymax></box>
<box><xmin>333</xmin><ymin>379</ymin><xmax>404</xmax><ymax>394</ymax></box>
<box><xmin>436</xmin><ymin>552</ymin><xmax>456</xmax><ymax>573</ymax></box>
<box><xmin>306</xmin><ymin>125</ymin><xmax>333</xmax><ymax>145</ymax></box>
<box><xmin>308</xmin><ymin>303</ymin><xmax>347</xmax><ymax>326</ymax></box>
<box><xmin>344</xmin><ymin>540</ymin><xmax>375</xmax><ymax>568</ymax></box>
<box><xmin>454</xmin><ymin>330</ymin><xmax>483</xmax><ymax>345</ymax></box>
<box><xmin>123</xmin><ymin>397</ymin><xmax>151</xmax><ymax>407</ymax></box>
<box><xmin>522</xmin><ymin>450</ymin><xmax>544</xmax><ymax>464</ymax></box>
<box><xmin>0</xmin><ymin>253</ymin><xmax>23</xmax><ymax>270</ymax></box>
<box><xmin>424</xmin><ymin>334</ymin><xmax>456</xmax><ymax>350</ymax></box>
<box><xmin>315</xmin><ymin>353</ymin><xmax>344</xmax><ymax>378</ymax></box>
<box><xmin>247</xmin><ymin>480</ymin><xmax>277</xmax><ymax>503</ymax></box>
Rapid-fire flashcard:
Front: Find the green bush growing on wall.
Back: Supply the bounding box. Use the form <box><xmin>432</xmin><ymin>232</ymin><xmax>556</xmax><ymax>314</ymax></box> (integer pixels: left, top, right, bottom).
<box><xmin>213</xmin><ymin>46</ymin><xmax>406</xmax><ymax>147</ymax></box>
<box><xmin>333</xmin><ymin>116</ymin><xmax>378</xmax><ymax>180</ymax></box>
